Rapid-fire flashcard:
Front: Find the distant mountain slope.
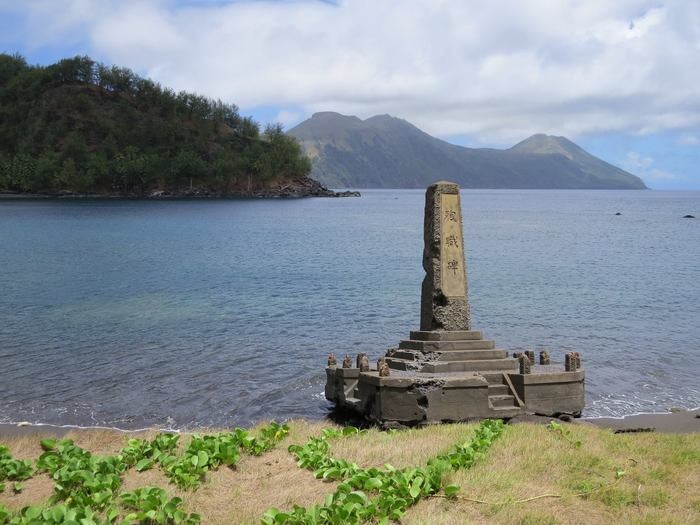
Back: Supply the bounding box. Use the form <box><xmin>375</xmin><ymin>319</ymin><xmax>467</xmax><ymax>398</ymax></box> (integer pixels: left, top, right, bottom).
<box><xmin>288</xmin><ymin>112</ymin><xmax>647</xmax><ymax>189</ymax></box>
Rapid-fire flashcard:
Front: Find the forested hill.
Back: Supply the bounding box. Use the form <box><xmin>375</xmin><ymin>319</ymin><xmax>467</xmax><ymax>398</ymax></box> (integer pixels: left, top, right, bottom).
<box><xmin>0</xmin><ymin>54</ymin><xmax>317</xmax><ymax>197</ymax></box>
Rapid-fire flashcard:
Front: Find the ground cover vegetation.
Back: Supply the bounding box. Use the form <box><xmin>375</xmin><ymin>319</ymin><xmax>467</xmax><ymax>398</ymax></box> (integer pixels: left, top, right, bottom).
<box><xmin>0</xmin><ymin>422</ymin><xmax>289</xmax><ymax>524</ymax></box>
<box><xmin>0</xmin><ymin>420</ymin><xmax>698</xmax><ymax>524</ymax></box>
<box><xmin>262</xmin><ymin>420</ymin><xmax>505</xmax><ymax>524</ymax></box>
<box><xmin>0</xmin><ymin>54</ymin><xmax>311</xmax><ymax>195</ymax></box>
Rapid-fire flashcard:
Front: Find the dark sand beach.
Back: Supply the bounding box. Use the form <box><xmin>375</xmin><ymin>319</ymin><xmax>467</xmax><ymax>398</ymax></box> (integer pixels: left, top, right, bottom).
<box><xmin>1</xmin><ymin>408</ymin><xmax>698</xmax><ymax>438</ymax></box>
<box><xmin>583</xmin><ymin>407</ymin><xmax>700</xmax><ymax>434</ymax></box>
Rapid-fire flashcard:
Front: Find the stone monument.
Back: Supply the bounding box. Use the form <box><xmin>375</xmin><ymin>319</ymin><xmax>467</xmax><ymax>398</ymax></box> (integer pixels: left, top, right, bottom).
<box><xmin>325</xmin><ymin>181</ymin><xmax>585</xmax><ymax>425</ymax></box>
<box><xmin>420</xmin><ymin>181</ymin><xmax>470</xmax><ymax>331</ymax></box>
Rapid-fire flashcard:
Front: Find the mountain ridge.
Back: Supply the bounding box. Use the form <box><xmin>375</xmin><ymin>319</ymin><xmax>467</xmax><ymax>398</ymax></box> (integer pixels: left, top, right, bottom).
<box><xmin>288</xmin><ymin>112</ymin><xmax>647</xmax><ymax>189</ymax></box>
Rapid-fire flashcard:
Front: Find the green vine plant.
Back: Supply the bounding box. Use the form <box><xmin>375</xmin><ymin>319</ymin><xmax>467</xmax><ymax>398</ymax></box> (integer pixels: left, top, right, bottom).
<box><xmin>0</xmin><ymin>446</ymin><xmax>34</xmax><ymax>489</ymax></box>
<box><xmin>0</xmin><ymin>422</ymin><xmax>289</xmax><ymax>525</ymax></box>
<box><xmin>0</xmin><ymin>502</ymin><xmax>111</xmax><ymax>525</ymax></box>
<box><xmin>546</xmin><ymin>421</ymin><xmax>582</xmax><ymax>448</ymax></box>
<box><xmin>120</xmin><ymin>487</ymin><xmax>200</xmax><ymax>524</ymax></box>
<box><xmin>262</xmin><ymin>419</ymin><xmax>506</xmax><ymax>525</ymax></box>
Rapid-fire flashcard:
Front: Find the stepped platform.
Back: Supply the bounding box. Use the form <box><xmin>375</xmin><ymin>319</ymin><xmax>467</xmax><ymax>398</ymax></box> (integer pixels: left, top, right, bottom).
<box><xmin>323</xmin><ymin>181</ymin><xmax>586</xmax><ymax>426</ymax></box>
<box><xmin>325</xmin><ymin>329</ymin><xmax>585</xmax><ymax>426</ymax></box>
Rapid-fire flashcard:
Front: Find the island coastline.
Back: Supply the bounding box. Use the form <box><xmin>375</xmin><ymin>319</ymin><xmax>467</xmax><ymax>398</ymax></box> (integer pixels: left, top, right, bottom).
<box><xmin>0</xmin><ymin>177</ymin><xmax>360</xmax><ymax>200</ymax></box>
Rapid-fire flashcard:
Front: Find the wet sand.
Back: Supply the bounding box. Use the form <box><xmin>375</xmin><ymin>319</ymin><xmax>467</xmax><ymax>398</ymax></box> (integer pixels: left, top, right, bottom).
<box><xmin>0</xmin><ymin>423</ymin><xmax>143</xmax><ymax>439</ymax></box>
<box><xmin>583</xmin><ymin>407</ymin><xmax>700</xmax><ymax>434</ymax></box>
<box><xmin>1</xmin><ymin>408</ymin><xmax>698</xmax><ymax>438</ymax></box>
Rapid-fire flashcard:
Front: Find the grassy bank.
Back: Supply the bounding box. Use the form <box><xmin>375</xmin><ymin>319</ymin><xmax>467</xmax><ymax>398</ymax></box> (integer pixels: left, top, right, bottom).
<box><xmin>1</xmin><ymin>420</ymin><xmax>698</xmax><ymax>524</ymax></box>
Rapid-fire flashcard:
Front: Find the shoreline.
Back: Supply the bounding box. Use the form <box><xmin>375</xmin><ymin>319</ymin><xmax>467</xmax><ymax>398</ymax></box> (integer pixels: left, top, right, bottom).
<box><xmin>0</xmin><ymin>180</ymin><xmax>361</xmax><ymax>200</ymax></box>
<box><xmin>2</xmin><ymin>407</ymin><xmax>698</xmax><ymax>438</ymax></box>
<box><xmin>582</xmin><ymin>407</ymin><xmax>700</xmax><ymax>434</ymax></box>
<box><xmin>1</xmin><ymin>418</ymin><xmax>696</xmax><ymax>524</ymax></box>
<box><xmin>0</xmin><ymin>191</ymin><xmax>361</xmax><ymax>200</ymax></box>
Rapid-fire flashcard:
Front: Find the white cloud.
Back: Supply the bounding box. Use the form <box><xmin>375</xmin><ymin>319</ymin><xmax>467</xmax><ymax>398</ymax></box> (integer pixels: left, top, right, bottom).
<box><xmin>5</xmin><ymin>0</ymin><xmax>700</xmax><ymax>143</ymax></box>
<box><xmin>0</xmin><ymin>0</ymin><xmax>107</xmax><ymax>49</ymax></box>
<box><xmin>623</xmin><ymin>151</ymin><xmax>654</xmax><ymax>171</ymax></box>
<box><xmin>273</xmin><ymin>109</ymin><xmax>303</xmax><ymax>129</ymax></box>
<box><xmin>622</xmin><ymin>151</ymin><xmax>680</xmax><ymax>183</ymax></box>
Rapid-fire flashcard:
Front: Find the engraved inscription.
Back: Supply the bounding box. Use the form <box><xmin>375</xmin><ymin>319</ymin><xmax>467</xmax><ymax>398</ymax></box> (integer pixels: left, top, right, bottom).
<box><xmin>447</xmin><ymin>259</ymin><xmax>459</xmax><ymax>275</ymax></box>
<box><xmin>440</xmin><ymin>193</ymin><xmax>466</xmax><ymax>297</ymax></box>
<box><xmin>444</xmin><ymin>209</ymin><xmax>458</xmax><ymax>223</ymax></box>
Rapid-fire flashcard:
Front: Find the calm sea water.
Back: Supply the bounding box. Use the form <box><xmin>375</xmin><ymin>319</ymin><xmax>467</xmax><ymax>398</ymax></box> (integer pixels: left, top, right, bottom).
<box><xmin>1</xmin><ymin>190</ymin><xmax>699</xmax><ymax>429</ymax></box>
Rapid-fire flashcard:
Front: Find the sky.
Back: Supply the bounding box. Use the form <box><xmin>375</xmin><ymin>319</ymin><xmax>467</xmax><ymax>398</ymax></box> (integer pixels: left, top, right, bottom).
<box><xmin>1</xmin><ymin>0</ymin><xmax>699</xmax><ymax>189</ymax></box>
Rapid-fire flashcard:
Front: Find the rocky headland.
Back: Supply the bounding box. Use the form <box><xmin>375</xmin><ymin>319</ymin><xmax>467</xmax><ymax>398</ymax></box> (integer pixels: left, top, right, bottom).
<box><xmin>0</xmin><ymin>176</ymin><xmax>360</xmax><ymax>199</ymax></box>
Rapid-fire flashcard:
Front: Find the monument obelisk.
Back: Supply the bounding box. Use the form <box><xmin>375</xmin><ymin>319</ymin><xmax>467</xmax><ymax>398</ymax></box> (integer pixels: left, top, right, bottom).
<box><xmin>420</xmin><ymin>181</ymin><xmax>470</xmax><ymax>331</ymax></box>
<box><xmin>324</xmin><ymin>180</ymin><xmax>585</xmax><ymax>425</ymax></box>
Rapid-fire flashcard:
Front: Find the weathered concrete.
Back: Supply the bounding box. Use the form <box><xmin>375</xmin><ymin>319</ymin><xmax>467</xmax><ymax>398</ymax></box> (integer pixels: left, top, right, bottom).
<box><xmin>325</xmin><ymin>367</ymin><xmax>359</xmax><ymax>404</ymax></box>
<box><xmin>510</xmin><ymin>370</ymin><xmax>585</xmax><ymax>416</ymax></box>
<box><xmin>357</xmin><ymin>373</ymin><xmax>493</xmax><ymax>424</ymax></box>
<box><xmin>398</xmin><ymin>339</ymin><xmax>495</xmax><ymax>351</ymax></box>
<box><xmin>323</xmin><ymin>180</ymin><xmax>586</xmax><ymax>426</ymax></box>
<box><xmin>421</xmin><ymin>358</ymin><xmax>518</xmax><ymax>373</ymax></box>
<box><xmin>389</xmin><ymin>349</ymin><xmax>508</xmax><ymax>361</ymax></box>
<box><xmin>410</xmin><ymin>330</ymin><xmax>482</xmax><ymax>341</ymax></box>
<box><xmin>420</xmin><ymin>182</ymin><xmax>470</xmax><ymax>331</ymax></box>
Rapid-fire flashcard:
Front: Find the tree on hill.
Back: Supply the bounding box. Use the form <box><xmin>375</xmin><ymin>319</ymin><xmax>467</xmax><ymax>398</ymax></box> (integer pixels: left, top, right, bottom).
<box><xmin>0</xmin><ymin>53</ymin><xmax>311</xmax><ymax>195</ymax></box>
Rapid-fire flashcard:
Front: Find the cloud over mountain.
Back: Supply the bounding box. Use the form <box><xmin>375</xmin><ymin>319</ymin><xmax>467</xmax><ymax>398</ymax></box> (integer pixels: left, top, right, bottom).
<box><xmin>2</xmin><ymin>1</ymin><xmax>700</xmax><ymax>144</ymax></box>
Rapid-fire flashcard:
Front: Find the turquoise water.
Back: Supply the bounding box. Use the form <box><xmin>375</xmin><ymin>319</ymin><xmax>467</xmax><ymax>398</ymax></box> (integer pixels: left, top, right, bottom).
<box><xmin>1</xmin><ymin>190</ymin><xmax>699</xmax><ymax>429</ymax></box>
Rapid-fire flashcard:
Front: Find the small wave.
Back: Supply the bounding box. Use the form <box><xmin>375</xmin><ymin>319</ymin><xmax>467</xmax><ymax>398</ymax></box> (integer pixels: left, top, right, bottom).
<box><xmin>583</xmin><ymin>404</ymin><xmax>700</xmax><ymax>420</ymax></box>
<box><xmin>2</xmin><ymin>421</ymin><xmax>156</xmax><ymax>433</ymax></box>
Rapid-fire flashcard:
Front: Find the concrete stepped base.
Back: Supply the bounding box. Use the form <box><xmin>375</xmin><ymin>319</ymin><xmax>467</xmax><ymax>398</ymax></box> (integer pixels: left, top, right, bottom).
<box><xmin>487</xmin><ymin>384</ymin><xmax>509</xmax><ymax>396</ymax></box>
<box><xmin>399</xmin><ymin>339</ymin><xmax>495</xmax><ymax>351</ymax></box>
<box><xmin>384</xmin><ymin>358</ymin><xmax>415</xmax><ymax>371</ymax></box>
<box><xmin>422</xmin><ymin>358</ymin><xmax>518</xmax><ymax>373</ymax></box>
<box><xmin>386</xmin><ymin>356</ymin><xmax>518</xmax><ymax>373</ymax></box>
<box><xmin>481</xmin><ymin>372</ymin><xmax>509</xmax><ymax>383</ymax></box>
<box><xmin>410</xmin><ymin>330</ymin><xmax>483</xmax><ymax>341</ymax></box>
<box><xmin>324</xmin><ymin>183</ymin><xmax>586</xmax><ymax>426</ymax></box>
<box><xmin>390</xmin><ymin>349</ymin><xmax>508</xmax><ymax>361</ymax></box>
<box><xmin>489</xmin><ymin>406</ymin><xmax>523</xmax><ymax>418</ymax></box>
<box><xmin>325</xmin><ymin>329</ymin><xmax>585</xmax><ymax>426</ymax></box>
<box><xmin>489</xmin><ymin>394</ymin><xmax>517</xmax><ymax>408</ymax></box>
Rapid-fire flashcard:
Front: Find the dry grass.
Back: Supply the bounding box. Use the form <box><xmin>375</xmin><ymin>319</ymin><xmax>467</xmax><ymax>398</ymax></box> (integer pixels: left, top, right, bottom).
<box><xmin>404</xmin><ymin>423</ymin><xmax>700</xmax><ymax>525</ymax></box>
<box><xmin>332</xmin><ymin>422</ymin><xmax>478</xmax><ymax>470</ymax></box>
<box><xmin>178</xmin><ymin>420</ymin><xmax>339</xmax><ymax>524</ymax></box>
<box><xmin>1</xmin><ymin>421</ymin><xmax>699</xmax><ymax>524</ymax></box>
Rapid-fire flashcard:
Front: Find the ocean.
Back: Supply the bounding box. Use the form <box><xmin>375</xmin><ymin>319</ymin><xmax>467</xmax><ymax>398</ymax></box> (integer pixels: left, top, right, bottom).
<box><xmin>1</xmin><ymin>190</ymin><xmax>698</xmax><ymax>429</ymax></box>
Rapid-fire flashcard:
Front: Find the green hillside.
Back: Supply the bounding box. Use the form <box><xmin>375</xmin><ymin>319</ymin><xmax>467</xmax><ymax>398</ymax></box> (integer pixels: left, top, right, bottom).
<box><xmin>288</xmin><ymin>112</ymin><xmax>647</xmax><ymax>189</ymax></box>
<box><xmin>0</xmin><ymin>54</ymin><xmax>311</xmax><ymax>195</ymax></box>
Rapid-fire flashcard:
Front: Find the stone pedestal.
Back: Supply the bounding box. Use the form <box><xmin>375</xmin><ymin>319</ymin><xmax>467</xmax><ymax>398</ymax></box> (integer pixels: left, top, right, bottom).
<box><xmin>324</xmin><ymin>181</ymin><xmax>585</xmax><ymax>426</ymax></box>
